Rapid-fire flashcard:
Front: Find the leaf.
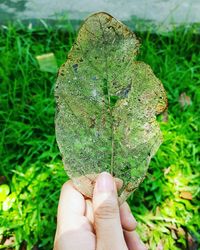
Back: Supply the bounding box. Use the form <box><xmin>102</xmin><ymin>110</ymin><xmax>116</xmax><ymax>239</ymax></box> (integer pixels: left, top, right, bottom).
<box><xmin>180</xmin><ymin>191</ymin><xmax>193</xmax><ymax>200</ymax></box>
<box><xmin>3</xmin><ymin>236</ymin><xmax>15</xmax><ymax>247</ymax></box>
<box><xmin>2</xmin><ymin>192</ymin><xmax>16</xmax><ymax>211</ymax></box>
<box><xmin>187</xmin><ymin>233</ymin><xmax>198</xmax><ymax>250</ymax></box>
<box><xmin>179</xmin><ymin>92</ymin><xmax>191</xmax><ymax>108</ymax></box>
<box><xmin>0</xmin><ymin>184</ymin><xmax>10</xmax><ymax>202</ymax></box>
<box><xmin>36</xmin><ymin>53</ymin><xmax>58</xmax><ymax>73</ymax></box>
<box><xmin>55</xmin><ymin>12</ymin><xmax>168</xmax><ymax>203</ymax></box>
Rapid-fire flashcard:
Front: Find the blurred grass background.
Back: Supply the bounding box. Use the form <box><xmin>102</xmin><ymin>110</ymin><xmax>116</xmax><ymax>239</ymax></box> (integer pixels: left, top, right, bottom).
<box><xmin>0</xmin><ymin>21</ymin><xmax>199</xmax><ymax>250</ymax></box>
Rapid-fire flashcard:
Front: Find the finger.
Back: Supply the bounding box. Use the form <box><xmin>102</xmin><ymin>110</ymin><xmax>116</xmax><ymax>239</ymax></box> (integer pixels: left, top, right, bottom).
<box><xmin>124</xmin><ymin>230</ymin><xmax>147</xmax><ymax>250</ymax></box>
<box><xmin>58</xmin><ymin>181</ymin><xmax>85</xmax><ymax>217</ymax></box>
<box><xmin>120</xmin><ymin>202</ymin><xmax>137</xmax><ymax>231</ymax></box>
<box><xmin>93</xmin><ymin>172</ymin><xmax>127</xmax><ymax>250</ymax></box>
<box><xmin>85</xmin><ymin>199</ymin><xmax>94</xmax><ymax>225</ymax></box>
<box><xmin>57</xmin><ymin>181</ymin><xmax>92</xmax><ymax>233</ymax></box>
<box><xmin>85</xmin><ymin>195</ymin><xmax>135</xmax><ymax>229</ymax></box>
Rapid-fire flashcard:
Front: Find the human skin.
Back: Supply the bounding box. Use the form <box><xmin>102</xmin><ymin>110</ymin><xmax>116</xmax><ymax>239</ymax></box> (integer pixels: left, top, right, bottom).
<box><xmin>54</xmin><ymin>172</ymin><xmax>147</xmax><ymax>250</ymax></box>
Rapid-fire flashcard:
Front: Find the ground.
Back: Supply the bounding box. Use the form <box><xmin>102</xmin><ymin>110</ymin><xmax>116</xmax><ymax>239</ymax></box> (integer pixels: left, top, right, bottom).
<box><xmin>0</xmin><ymin>22</ymin><xmax>199</xmax><ymax>249</ymax></box>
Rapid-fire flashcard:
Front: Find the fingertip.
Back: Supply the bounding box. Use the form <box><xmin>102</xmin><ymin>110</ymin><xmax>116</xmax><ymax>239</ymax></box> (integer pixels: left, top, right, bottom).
<box><xmin>120</xmin><ymin>202</ymin><xmax>137</xmax><ymax>231</ymax></box>
<box><xmin>124</xmin><ymin>231</ymin><xmax>148</xmax><ymax>250</ymax></box>
<box><xmin>85</xmin><ymin>199</ymin><xmax>94</xmax><ymax>225</ymax></box>
<box><xmin>94</xmin><ymin>172</ymin><xmax>116</xmax><ymax>193</ymax></box>
<box><xmin>58</xmin><ymin>179</ymin><xmax>85</xmax><ymax>219</ymax></box>
<box><xmin>60</xmin><ymin>179</ymin><xmax>73</xmax><ymax>192</ymax></box>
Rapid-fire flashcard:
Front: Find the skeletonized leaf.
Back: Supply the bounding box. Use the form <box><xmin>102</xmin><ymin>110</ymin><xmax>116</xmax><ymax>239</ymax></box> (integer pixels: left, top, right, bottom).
<box><xmin>55</xmin><ymin>12</ymin><xmax>168</xmax><ymax>203</ymax></box>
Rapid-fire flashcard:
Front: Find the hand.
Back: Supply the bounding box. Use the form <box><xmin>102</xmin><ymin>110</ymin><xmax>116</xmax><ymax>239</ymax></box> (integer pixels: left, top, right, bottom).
<box><xmin>54</xmin><ymin>172</ymin><xmax>147</xmax><ymax>250</ymax></box>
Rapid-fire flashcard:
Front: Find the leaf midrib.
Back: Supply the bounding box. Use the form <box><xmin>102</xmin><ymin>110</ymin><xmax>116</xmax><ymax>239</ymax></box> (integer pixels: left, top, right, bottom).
<box><xmin>98</xmin><ymin>18</ymin><xmax>115</xmax><ymax>175</ymax></box>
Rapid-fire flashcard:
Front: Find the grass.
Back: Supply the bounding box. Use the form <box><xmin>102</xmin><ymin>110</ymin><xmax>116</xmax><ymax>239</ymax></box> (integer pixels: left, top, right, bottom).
<box><xmin>0</xmin><ymin>21</ymin><xmax>199</xmax><ymax>250</ymax></box>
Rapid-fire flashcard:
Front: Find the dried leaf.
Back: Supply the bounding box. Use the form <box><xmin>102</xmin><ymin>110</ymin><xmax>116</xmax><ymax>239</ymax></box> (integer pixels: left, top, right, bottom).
<box><xmin>164</xmin><ymin>166</ymin><xmax>171</xmax><ymax>176</ymax></box>
<box><xmin>171</xmin><ymin>229</ymin><xmax>178</xmax><ymax>239</ymax></box>
<box><xmin>177</xmin><ymin>227</ymin><xmax>186</xmax><ymax>237</ymax></box>
<box><xmin>187</xmin><ymin>233</ymin><xmax>198</xmax><ymax>250</ymax></box>
<box><xmin>55</xmin><ymin>12</ymin><xmax>168</xmax><ymax>203</ymax></box>
<box><xmin>0</xmin><ymin>176</ymin><xmax>6</xmax><ymax>185</ymax></box>
<box><xmin>179</xmin><ymin>92</ymin><xmax>191</xmax><ymax>107</ymax></box>
<box><xmin>180</xmin><ymin>191</ymin><xmax>193</xmax><ymax>200</ymax></box>
<box><xmin>36</xmin><ymin>53</ymin><xmax>58</xmax><ymax>73</ymax></box>
<box><xmin>3</xmin><ymin>236</ymin><xmax>15</xmax><ymax>246</ymax></box>
<box><xmin>156</xmin><ymin>241</ymin><xmax>164</xmax><ymax>250</ymax></box>
<box><xmin>162</xmin><ymin>109</ymin><xmax>168</xmax><ymax>122</ymax></box>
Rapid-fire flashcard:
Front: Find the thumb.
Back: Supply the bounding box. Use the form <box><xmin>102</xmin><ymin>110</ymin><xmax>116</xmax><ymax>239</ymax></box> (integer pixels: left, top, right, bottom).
<box><xmin>93</xmin><ymin>172</ymin><xmax>127</xmax><ymax>250</ymax></box>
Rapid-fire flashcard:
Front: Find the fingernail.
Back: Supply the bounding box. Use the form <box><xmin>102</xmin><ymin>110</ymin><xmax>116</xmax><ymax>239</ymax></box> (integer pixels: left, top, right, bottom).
<box><xmin>96</xmin><ymin>172</ymin><xmax>114</xmax><ymax>192</ymax></box>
